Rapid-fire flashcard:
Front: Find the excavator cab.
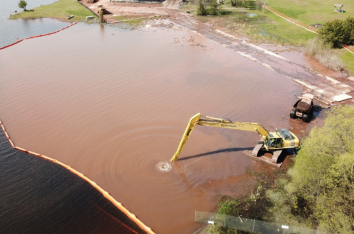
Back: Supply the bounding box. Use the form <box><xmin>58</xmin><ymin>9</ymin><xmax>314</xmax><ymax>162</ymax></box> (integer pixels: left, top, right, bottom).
<box><xmin>264</xmin><ymin>129</ymin><xmax>298</xmax><ymax>150</ymax></box>
<box><xmin>264</xmin><ymin>135</ymin><xmax>282</xmax><ymax>149</ymax></box>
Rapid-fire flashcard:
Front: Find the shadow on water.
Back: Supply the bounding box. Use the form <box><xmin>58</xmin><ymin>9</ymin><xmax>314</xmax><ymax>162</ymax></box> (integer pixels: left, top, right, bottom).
<box><xmin>179</xmin><ymin>147</ymin><xmax>254</xmax><ymax>161</ymax></box>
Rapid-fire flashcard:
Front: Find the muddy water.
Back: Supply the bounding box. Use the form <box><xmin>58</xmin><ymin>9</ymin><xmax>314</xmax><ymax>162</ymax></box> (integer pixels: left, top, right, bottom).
<box><xmin>0</xmin><ymin>23</ymin><xmax>301</xmax><ymax>233</ymax></box>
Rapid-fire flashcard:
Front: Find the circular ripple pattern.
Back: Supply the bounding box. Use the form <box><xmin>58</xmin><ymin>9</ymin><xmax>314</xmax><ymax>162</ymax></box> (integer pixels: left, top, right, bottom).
<box><xmin>156</xmin><ymin>161</ymin><xmax>172</xmax><ymax>172</ymax></box>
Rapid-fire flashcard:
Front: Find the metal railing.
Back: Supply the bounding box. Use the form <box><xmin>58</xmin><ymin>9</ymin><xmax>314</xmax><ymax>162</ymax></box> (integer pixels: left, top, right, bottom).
<box><xmin>195</xmin><ymin>211</ymin><xmax>320</xmax><ymax>234</ymax></box>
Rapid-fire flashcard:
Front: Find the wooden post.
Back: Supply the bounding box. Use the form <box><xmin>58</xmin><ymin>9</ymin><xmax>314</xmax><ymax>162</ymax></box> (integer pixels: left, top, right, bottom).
<box><xmin>99</xmin><ymin>10</ymin><xmax>104</xmax><ymax>23</ymax></box>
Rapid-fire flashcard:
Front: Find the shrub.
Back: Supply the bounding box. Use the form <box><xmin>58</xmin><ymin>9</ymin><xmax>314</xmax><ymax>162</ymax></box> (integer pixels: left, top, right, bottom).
<box><xmin>209</xmin><ymin>0</ymin><xmax>219</xmax><ymax>15</ymax></box>
<box><xmin>230</xmin><ymin>0</ymin><xmax>242</xmax><ymax>7</ymax></box>
<box><xmin>197</xmin><ymin>1</ymin><xmax>207</xmax><ymax>15</ymax></box>
<box><xmin>306</xmin><ymin>37</ymin><xmax>345</xmax><ymax>71</ymax></box>
<box><xmin>343</xmin><ymin>17</ymin><xmax>354</xmax><ymax>45</ymax></box>
<box><xmin>230</xmin><ymin>0</ymin><xmax>256</xmax><ymax>8</ymax></box>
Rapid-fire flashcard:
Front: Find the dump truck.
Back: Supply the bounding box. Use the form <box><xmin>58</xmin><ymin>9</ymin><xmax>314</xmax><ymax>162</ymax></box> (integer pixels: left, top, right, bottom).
<box><xmin>290</xmin><ymin>94</ymin><xmax>314</xmax><ymax>122</ymax></box>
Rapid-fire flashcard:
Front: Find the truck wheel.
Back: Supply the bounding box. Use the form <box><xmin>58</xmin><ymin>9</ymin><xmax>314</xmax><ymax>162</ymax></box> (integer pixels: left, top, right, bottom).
<box><xmin>302</xmin><ymin>113</ymin><xmax>310</xmax><ymax>122</ymax></box>
<box><xmin>290</xmin><ymin>109</ymin><xmax>296</xmax><ymax>119</ymax></box>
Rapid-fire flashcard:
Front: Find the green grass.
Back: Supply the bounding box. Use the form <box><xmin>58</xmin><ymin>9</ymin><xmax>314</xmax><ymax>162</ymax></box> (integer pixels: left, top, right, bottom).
<box><xmin>9</xmin><ymin>0</ymin><xmax>95</xmax><ymax>21</ymax></box>
<box><xmin>185</xmin><ymin>3</ymin><xmax>316</xmax><ymax>45</ymax></box>
<box><xmin>113</xmin><ymin>16</ymin><xmax>145</xmax><ymax>25</ymax></box>
<box><xmin>336</xmin><ymin>49</ymin><xmax>354</xmax><ymax>75</ymax></box>
<box><xmin>265</xmin><ymin>0</ymin><xmax>354</xmax><ymax>74</ymax></box>
<box><xmin>255</xmin><ymin>9</ymin><xmax>316</xmax><ymax>45</ymax></box>
<box><xmin>267</xmin><ymin>0</ymin><xmax>354</xmax><ymax>25</ymax></box>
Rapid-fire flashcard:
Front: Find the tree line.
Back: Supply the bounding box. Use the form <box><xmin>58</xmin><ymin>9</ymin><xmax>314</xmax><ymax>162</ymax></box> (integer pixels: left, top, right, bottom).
<box><xmin>209</xmin><ymin>105</ymin><xmax>354</xmax><ymax>234</ymax></box>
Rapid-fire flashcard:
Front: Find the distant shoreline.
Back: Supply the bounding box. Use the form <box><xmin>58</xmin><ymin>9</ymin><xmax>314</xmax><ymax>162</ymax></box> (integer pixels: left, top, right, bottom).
<box><xmin>9</xmin><ymin>0</ymin><xmax>96</xmax><ymax>21</ymax></box>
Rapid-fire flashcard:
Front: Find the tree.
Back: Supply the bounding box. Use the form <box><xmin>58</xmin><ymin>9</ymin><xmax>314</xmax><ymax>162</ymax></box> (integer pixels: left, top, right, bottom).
<box><xmin>18</xmin><ymin>0</ymin><xmax>27</xmax><ymax>11</ymax></box>
<box><xmin>289</xmin><ymin>105</ymin><xmax>354</xmax><ymax>231</ymax></box>
<box><xmin>266</xmin><ymin>106</ymin><xmax>354</xmax><ymax>233</ymax></box>
<box><xmin>343</xmin><ymin>17</ymin><xmax>354</xmax><ymax>45</ymax></box>
<box><xmin>318</xmin><ymin>17</ymin><xmax>354</xmax><ymax>48</ymax></box>
<box><xmin>230</xmin><ymin>0</ymin><xmax>239</xmax><ymax>7</ymax></box>
<box><xmin>197</xmin><ymin>0</ymin><xmax>206</xmax><ymax>16</ymax></box>
<box><xmin>209</xmin><ymin>0</ymin><xmax>219</xmax><ymax>15</ymax></box>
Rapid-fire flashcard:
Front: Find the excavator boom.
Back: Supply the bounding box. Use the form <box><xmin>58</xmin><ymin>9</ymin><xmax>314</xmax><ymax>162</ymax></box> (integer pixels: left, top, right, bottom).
<box><xmin>198</xmin><ymin>118</ymin><xmax>269</xmax><ymax>137</ymax></box>
<box><xmin>170</xmin><ymin>113</ymin><xmax>299</xmax><ymax>164</ymax></box>
<box><xmin>171</xmin><ymin>113</ymin><xmax>271</xmax><ymax>162</ymax></box>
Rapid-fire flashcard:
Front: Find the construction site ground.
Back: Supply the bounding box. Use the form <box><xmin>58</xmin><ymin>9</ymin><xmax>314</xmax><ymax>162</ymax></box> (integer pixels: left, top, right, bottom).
<box><xmin>80</xmin><ymin>0</ymin><xmax>354</xmax><ymax>106</ymax></box>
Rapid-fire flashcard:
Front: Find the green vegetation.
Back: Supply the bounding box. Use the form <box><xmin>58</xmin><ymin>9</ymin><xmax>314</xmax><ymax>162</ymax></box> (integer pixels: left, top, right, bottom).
<box><xmin>337</xmin><ymin>50</ymin><xmax>354</xmax><ymax>75</ymax></box>
<box><xmin>210</xmin><ymin>106</ymin><xmax>354</xmax><ymax>233</ymax></box>
<box><xmin>187</xmin><ymin>1</ymin><xmax>316</xmax><ymax>45</ymax></box>
<box><xmin>306</xmin><ymin>37</ymin><xmax>345</xmax><ymax>71</ymax></box>
<box><xmin>113</xmin><ymin>16</ymin><xmax>146</xmax><ymax>26</ymax></box>
<box><xmin>285</xmin><ymin>105</ymin><xmax>354</xmax><ymax>233</ymax></box>
<box><xmin>257</xmin><ymin>9</ymin><xmax>316</xmax><ymax>45</ymax></box>
<box><xmin>318</xmin><ymin>17</ymin><xmax>354</xmax><ymax>48</ymax></box>
<box><xmin>209</xmin><ymin>0</ymin><xmax>220</xmax><ymax>16</ymax></box>
<box><xmin>230</xmin><ymin>0</ymin><xmax>255</xmax><ymax>8</ymax></box>
<box><xmin>187</xmin><ymin>0</ymin><xmax>354</xmax><ymax>72</ymax></box>
<box><xmin>18</xmin><ymin>0</ymin><xmax>28</xmax><ymax>11</ymax></box>
<box><xmin>196</xmin><ymin>0</ymin><xmax>220</xmax><ymax>16</ymax></box>
<box><xmin>197</xmin><ymin>1</ymin><xmax>207</xmax><ymax>15</ymax></box>
<box><xmin>9</xmin><ymin>0</ymin><xmax>95</xmax><ymax>21</ymax></box>
<box><xmin>265</xmin><ymin>0</ymin><xmax>354</xmax><ymax>72</ymax></box>
<box><xmin>267</xmin><ymin>0</ymin><xmax>354</xmax><ymax>26</ymax></box>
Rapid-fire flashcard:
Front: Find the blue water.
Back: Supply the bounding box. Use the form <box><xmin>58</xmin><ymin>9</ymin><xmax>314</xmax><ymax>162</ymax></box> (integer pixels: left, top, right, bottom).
<box><xmin>0</xmin><ymin>0</ymin><xmax>70</xmax><ymax>48</ymax></box>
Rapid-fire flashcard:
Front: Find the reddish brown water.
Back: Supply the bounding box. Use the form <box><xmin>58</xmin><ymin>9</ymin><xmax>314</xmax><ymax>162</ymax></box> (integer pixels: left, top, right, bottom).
<box><xmin>0</xmin><ymin>23</ymin><xmax>301</xmax><ymax>233</ymax></box>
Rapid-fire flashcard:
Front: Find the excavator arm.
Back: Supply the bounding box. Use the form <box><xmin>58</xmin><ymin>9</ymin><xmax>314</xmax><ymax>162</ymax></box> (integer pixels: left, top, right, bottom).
<box><xmin>170</xmin><ymin>113</ymin><xmax>202</xmax><ymax>162</ymax></box>
<box><xmin>170</xmin><ymin>113</ymin><xmax>270</xmax><ymax>162</ymax></box>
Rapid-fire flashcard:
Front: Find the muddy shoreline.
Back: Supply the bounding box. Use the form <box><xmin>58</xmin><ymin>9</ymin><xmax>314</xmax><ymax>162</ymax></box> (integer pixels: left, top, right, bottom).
<box><xmin>1</xmin><ymin>1</ymin><xmax>353</xmax><ymax>233</ymax></box>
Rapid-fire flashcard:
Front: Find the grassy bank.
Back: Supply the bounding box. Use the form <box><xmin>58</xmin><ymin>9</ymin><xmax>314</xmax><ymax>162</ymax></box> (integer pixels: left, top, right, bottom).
<box><xmin>185</xmin><ymin>3</ymin><xmax>316</xmax><ymax>46</ymax></box>
<box><xmin>265</xmin><ymin>0</ymin><xmax>354</xmax><ymax>74</ymax></box>
<box><xmin>9</xmin><ymin>0</ymin><xmax>95</xmax><ymax>21</ymax></box>
<box><xmin>338</xmin><ymin>50</ymin><xmax>354</xmax><ymax>75</ymax></box>
<box><xmin>113</xmin><ymin>16</ymin><xmax>146</xmax><ymax>26</ymax></box>
<box><xmin>256</xmin><ymin>9</ymin><xmax>316</xmax><ymax>45</ymax></box>
<box><xmin>267</xmin><ymin>0</ymin><xmax>354</xmax><ymax>26</ymax></box>
<box><xmin>185</xmin><ymin>0</ymin><xmax>353</xmax><ymax>73</ymax></box>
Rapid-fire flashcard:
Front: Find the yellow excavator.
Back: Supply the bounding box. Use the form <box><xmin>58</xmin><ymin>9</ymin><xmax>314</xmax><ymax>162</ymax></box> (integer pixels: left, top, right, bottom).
<box><xmin>170</xmin><ymin>113</ymin><xmax>300</xmax><ymax>164</ymax></box>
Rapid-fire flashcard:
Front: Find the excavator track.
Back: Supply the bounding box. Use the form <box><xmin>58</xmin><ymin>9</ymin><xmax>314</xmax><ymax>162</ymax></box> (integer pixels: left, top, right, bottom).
<box><xmin>271</xmin><ymin>150</ymin><xmax>283</xmax><ymax>163</ymax></box>
<box><xmin>243</xmin><ymin>141</ymin><xmax>283</xmax><ymax>167</ymax></box>
<box><xmin>252</xmin><ymin>141</ymin><xmax>264</xmax><ymax>156</ymax></box>
<box><xmin>243</xmin><ymin>150</ymin><xmax>283</xmax><ymax>168</ymax></box>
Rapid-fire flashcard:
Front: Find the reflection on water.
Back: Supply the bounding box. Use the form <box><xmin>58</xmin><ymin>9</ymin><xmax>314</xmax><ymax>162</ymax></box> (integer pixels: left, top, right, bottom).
<box><xmin>0</xmin><ymin>0</ymin><xmax>69</xmax><ymax>47</ymax></box>
<box><xmin>0</xmin><ymin>23</ymin><xmax>301</xmax><ymax>233</ymax></box>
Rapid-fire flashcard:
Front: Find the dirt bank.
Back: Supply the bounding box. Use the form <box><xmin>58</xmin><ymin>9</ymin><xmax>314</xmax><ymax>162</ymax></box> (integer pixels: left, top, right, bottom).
<box><xmin>79</xmin><ymin>0</ymin><xmax>178</xmax><ymax>20</ymax></box>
